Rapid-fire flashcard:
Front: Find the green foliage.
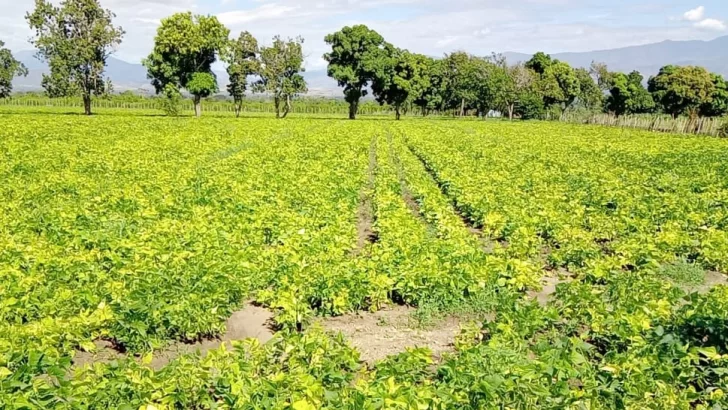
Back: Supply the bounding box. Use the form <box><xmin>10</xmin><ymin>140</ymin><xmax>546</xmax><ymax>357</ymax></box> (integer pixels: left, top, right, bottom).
<box><xmin>2</xmin><ymin>112</ymin><xmax>728</xmax><ymax>407</ymax></box>
<box><xmin>574</xmin><ymin>67</ymin><xmax>603</xmax><ymax>111</ymax></box>
<box><xmin>161</xmin><ymin>83</ymin><xmax>182</xmax><ymax>116</ymax></box>
<box><xmin>606</xmin><ymin>71</ymin><xmax>655</xmax><ymax>116</ymax></box>
<box><xmin>370</xmin><ymin>49</ymin><xmax>431</xmax><ymax>120</ymax></box>
<box><xmin>26</xmin><ymin>0</ymin><xmax>124</xmax><ymax>115</ymax></box>
<box><xmin>442</xmin><ymin>51</ymin><xmax>480</xmax><ymax>115</ymax></box>
<box><xmin>699</xmin><ymin>73</ymin><xmax>728</xmax><ymax>117</ymax></box>
<box><xmin>648</xmin><ymin>65</ymin><xmax>716</xmax><ymax>118</ymax></box>
<box><xmin>324</xmin><ymin>25</ymin><xmax>389</xmax><ymax>119</ymax></box>
<box><xmin>413</xmin><ymin>57</ymin><xmax>448</xmax><ymax>115</ymax></box>
<box><xmin>525</xmin><ymin>51</ymin><xmax>553</xmax><ymax>75</ymax></box>
<box><xmin>224</xmin><ymin>31</ymin><xmax>259</xmax><ymax>117</ymax></box>
<box><xmin>143</xmin><ymin>12</ymin><xmax>229</xmax><ymax>117</ymax></box>
<box><xmin>0</xmin><ymin>40</ymin><xmax>28</xmax><ymax>98</ymax></box>
<box><xmin>254</xmin><ymin>36</ymin><xmax>308</xmax><ymax>119</ymax></box>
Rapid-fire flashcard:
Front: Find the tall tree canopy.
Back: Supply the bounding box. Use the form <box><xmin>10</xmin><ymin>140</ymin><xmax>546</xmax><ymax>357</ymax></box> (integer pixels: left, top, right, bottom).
<box><xmin>254</xmin><ymin>36</ymin><xmax>307</xmax><ymax>119</ymax></box>
<box><xmin>648</xmin><ymin>65</ymin><xmax>715</xmax><ymax>118</ymax></box>
<box><xmin>224</xmin><ymin>31</ymin><xmax>259</xmax><ymax>118</ymax></box>
<box><xmin>413</xmin><ymin>57</ymin><xmax>447</xmax><ymax>115</ymax></box>
<box><xmin>370</xmin><ymin>49</ymin><xmax>430</xmax><ymax>120</ymax></box>
<box><xmin>606</xmin><ymin>71</ymin><xmax>655</xmax><ymax>116</ymax></box>
<box><xmin>496</xmin><ymin>63</ymin><xmax>535</xmax><ymax>120</ymax></box>
<box><xmin>144</xmin><ymin>12</ymin><xmax>229</xmax><ymax>117</ymax></box>
<box><xmin>443</xmin><ymin>51</ymin><xmax>481</xmax><ymax>116</ymax></box>
<box><xmin>26</xmin><ymin>0</ymin><xmax>124</xmax><ymax>115</ymax></box>
<box><xmin>0</xmin><ymin>40</ymin><xmax>28</xmax><ymax>98</ymax></box>
<box><xmin>526</xmin><ymin>53</ymin><xmax>582</xmax><ymax>117</ymax></box>
<box><xmin>699</xmin><ymin>73</ymin><xmax>728</xmax><ymax>118</ymax></box>
<box><xmin>574</xmin><ymin>68</ymin><xmax>603</xmax><ymax>111</ymax></box>
<box><xmin>323</xmin><ymin>25</ymin><xmax>389</xmax><ymax>119</ymax></box>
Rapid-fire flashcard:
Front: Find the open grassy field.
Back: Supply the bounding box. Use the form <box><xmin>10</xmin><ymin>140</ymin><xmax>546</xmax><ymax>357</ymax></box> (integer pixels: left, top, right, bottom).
<box><xmin>2</xmin><ymin>108</ymin><xmax>728</xmax><ymax>409</ymax></box>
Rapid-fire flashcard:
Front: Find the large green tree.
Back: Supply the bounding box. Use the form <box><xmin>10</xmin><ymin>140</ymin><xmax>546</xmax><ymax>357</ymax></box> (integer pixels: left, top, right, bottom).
<box><xmin>323</xmin><ymin>25</ymin><xmax>389</xmax><ymax>120</ymax></box>
<box><xmin>26</xmin><ymin>0</ymin><xmax>124</xmax><ymax>115</ymax></box>
<box><xmin>526</xmin><ymin>53</ymin><xmax>580</xmax><ymax>118</ymax></box>
<box><xmin>144</xmin><ymin>12</ymin><xmax>229</xmax><ymax>117</ymax></box>
<box><xmin>606</xmin><ymin>71</ymin><xmax>655</xmax><ymax>116</ymax></box>
<box><xmin>540</xmin><ymin>61</ymin><xmax>580</xmax><ymax>117</ymax></box>
<box><xmin>413</xmin><ymin>57</ymin><xmax>447</xmax><ymax>116</ymax></box>
<box><xmin>699</xmin><ymin>73</ymin><xmax>728</xmax><ymax>117</ymax></box>
<box><xmin>648</xmin><ymin>65</ymin><xmax>715</xmax><ymax>118</ymax></box>
<box><xmin>574</xmin><ymin>68</ymin><xmax>603</xmax><ymax>111</ymax></box>
<box><xmin>443</xmin><ymin>51</ymin><xmax>480</xmax><ymax>116</ymax></box>
<box><xmin>470</xmin><ymin>56</ymin><xmax>504</xmax><ymax>118</ymax></box>
<box><xmin>0</xmin><ymin>41</ymin><xmax>28</xmax><ymax>98</ymax></box>
<box><xmin>224</xmin><ymin>31</ymin><xmax>259</xmax><ymax>118</ymax></box>
<box><xmin>496</xmin><ymin>63</ymin><xmax>535</xmax><ymax>120</ymax></box>
<box><xmin>370</xmin><ymin>49</ymin><xmax>430</xmax><ymax>120</ymax></box>
<box><xmin>254</xmin><ymin>36</ymin><xmax>307</xmax><ymax>119</ymax></box>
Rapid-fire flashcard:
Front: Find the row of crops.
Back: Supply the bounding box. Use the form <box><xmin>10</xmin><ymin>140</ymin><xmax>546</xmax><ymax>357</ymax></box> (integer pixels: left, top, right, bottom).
<box><xmin>2</xmin><ymin>112</ymin><xmax>728</xmax><ymax>408</ymax></box>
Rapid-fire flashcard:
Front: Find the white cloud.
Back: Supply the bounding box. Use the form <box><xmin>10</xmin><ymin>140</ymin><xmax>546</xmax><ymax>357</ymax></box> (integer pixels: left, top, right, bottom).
<box><xmin>695</xmin><ymin>18</ymin><xmax>727</xmax><ymax>31</ymax></box>
<box><xmin>2</xmin><ymin>0</ymin><xmax>727</xmax><ymax>73</ymax></box>
<box><xmin>217</xmin><ymin>4</ymin><xmax>299</xmax><ymax>25</ymax></box>
<box><xmin>683</xmin><ymin>6</ymin><xmax>705</xmax><ymax>22</ymax></box>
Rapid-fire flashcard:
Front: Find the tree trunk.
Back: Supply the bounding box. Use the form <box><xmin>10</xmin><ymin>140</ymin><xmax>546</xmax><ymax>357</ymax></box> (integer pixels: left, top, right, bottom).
<box><xmin>281</xmin><ymin>94</ymin><xmax>291</xmax><ymax>119</ymax></box>
<box><xmin>193</xmin><ymin>95</ymin><xmax>202</xmax><ymax>117</ymax></box>
<box><xmin>274</xmin><ymin>96</ymin><xmax>281</xmax><ymax>119</ymax></box>
<box><xmin>508</xmin><ymin>104</ymin><xmax>514</xmax><ymax>121</ymax></box>
<box><xmin>234</xmin><ymin>100</ymin><xmax>242</xmax><ymax>118</ymax></box>
<box><xmin>395</xmin><ymin>106</ymin><xmax>401</xmax><ymax>121</ymax></box>
<box><xmin>460</xmin><ymin>98</ymin><xmax>465</xmax><ymax>117</ymax></box>
<box><xmin>83</xmin><ymin>94</ymin><xmax>92</xmax><ymax>116</ymax></box>
<box><xmin>348</xmin><ymin>99</ymin><xmax>358</xmax><ymax>120</ymax></box>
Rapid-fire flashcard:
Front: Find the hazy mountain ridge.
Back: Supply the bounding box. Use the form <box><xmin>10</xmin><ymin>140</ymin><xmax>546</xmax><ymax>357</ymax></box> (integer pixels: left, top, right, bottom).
<box><xmin>503</xmin><ymin>36</ymin><xmax>728</xmax><ymax>77</ymax></box>
<box><xmin>12</xmin><ymin>36</ymin><xmax>728</xmax><ymax>96</ymax></box>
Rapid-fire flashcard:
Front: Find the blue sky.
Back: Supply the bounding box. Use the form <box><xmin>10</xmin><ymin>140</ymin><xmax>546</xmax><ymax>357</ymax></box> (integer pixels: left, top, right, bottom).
<box><xmin>1</xmin><ymin>0</ymin><xmax>726</xmax><ymax>71</ymax></box>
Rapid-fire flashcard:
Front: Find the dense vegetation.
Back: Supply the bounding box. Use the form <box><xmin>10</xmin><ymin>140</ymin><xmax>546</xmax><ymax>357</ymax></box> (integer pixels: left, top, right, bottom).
<box><xmin>1</xmin><ymin>109</ymin><xmax>728</xmax><ymax>408</ymax></box>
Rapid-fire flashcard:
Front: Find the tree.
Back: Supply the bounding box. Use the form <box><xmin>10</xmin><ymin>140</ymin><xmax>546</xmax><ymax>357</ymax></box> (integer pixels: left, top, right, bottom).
<box><xmin>443</xmin><ymin>51</ymin><xmax>479</xmax><ymax>116</ymax></box>
<box><xmin>0</xmin><ymin>40</ymin><xmax>28</xmax><ymax>98</ymax></box>
<box><xmin>538</xmin><ymin>61</ymin><xmax>580</xmax><ymax>118</ymax></box>
<box><xmin>224</xmin><ymin>31</ymin><xmax>259</xmax><ymax>118</ymax></box>
<box><xmin>574</xmin><ymin>68</ymin><xmax>603</xmax><ymax>111</ymax></box>
<box><xmin>144</xmin><ymin>12</ymin><xmax>229</xmax><ymax>117</ymax></box>
<box><xmin>606</xmin><ymin>71</ymin><xmax>655</xmax><ymax>116</ymax></box>
<box><xmin>648</xmin><ymin>65</ymin><xmax>715</xmax><ymax>118</ymax></box>
<box><xmin>526</xmin><ymin>53</ymin><xmax>580</xmax><ymax>118</ymax></box>
<box><xmin>413</xmin><ymin>57</ymin><xmax>447</xmax><ymax>116</ymax></box>
<box><xmin>525</xmin><ymin>52</ymin><xmax>553</xmax><ymax>75</ymax></box>
<box><xmin>497</xmin><ymin>63</ymin><xmax>534</xmax><ymax>120</ymax></box>
<box><xmin>470</xmin><ymin>56</ymin><xmax>504</xmax><ymax>118</ymax></box>
<box><xmin>699</xmin><ymin>73</ymin><xmax>728</xmax><ymax>117</ymax></box>
<box><xmin>26</xmin><ymin>0</ymin><xmax>124</xmax><ymax>115</ymax></box>
<box><xmin>589</xmin><ymin>61</ymin><xmax>613</xmax><ymax>91</ymax></box>
<box><xmin>254</xmin><ymin>36</ymin><xmax>307</xmax><ymax>119</ymax></box>
<box><xmin>323</xmin><ymin>25</ymin><xmax>389</xmax><ymax>120</ymax></box>
<box><xmin>370</xmin><ymin>49</ymin><xmax>430</xmax><ymax>120</ymax></box>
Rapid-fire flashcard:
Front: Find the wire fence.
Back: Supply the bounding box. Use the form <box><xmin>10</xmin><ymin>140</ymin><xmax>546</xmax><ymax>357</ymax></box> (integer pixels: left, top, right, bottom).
<box><xmin>565</xmin><ymin>113</ymin><xmax>727</xmax><ymax>137</ymax></box>
<box><xmin>0</xmin><ymin>97</ymin><xmax>398</xmax><ymax>116</ymax></box>
<box><xmin>3</xmin><ymin>97</ymin><xmax>726</xmax><ymax>137</ymax></box>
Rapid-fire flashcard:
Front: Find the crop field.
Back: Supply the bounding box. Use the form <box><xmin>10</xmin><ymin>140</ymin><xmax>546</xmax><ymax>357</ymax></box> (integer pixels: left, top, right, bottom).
<box><xmin>2</xmin><ymin>110</ymin><xmax>728</xmax><ymax>409</ymax></box>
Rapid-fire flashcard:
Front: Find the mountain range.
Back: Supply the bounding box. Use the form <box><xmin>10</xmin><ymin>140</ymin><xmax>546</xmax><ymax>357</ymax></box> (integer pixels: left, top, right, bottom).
<box><xmin>12</xmin><ymin>36</ymin><xmax>728</xmax><ymax>96</ymax></box>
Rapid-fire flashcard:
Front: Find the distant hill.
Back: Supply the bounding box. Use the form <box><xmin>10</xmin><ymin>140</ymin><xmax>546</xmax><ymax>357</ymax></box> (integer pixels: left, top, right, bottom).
<box><xmin>12</xmin><ymin>35</ymin><xmax>728</xmax><ymax>95</ymax></box>
<box><xmin>503</xmin><ymin>36</ymin><xmax>728</xmax><ymax>78</ymax></box>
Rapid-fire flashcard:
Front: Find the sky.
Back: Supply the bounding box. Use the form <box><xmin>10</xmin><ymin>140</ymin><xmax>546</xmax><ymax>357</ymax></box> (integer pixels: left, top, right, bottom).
<box><xmin>1</xmin><ymin>0</ymin><xmax>727</xmax><ymax>71</ymax></box>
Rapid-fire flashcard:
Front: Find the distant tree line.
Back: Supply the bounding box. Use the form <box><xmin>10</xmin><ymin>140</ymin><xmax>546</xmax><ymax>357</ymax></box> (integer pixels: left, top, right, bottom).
<box><xmin>323</xmin><ymin>25</ymin><xmax>728</xmax><ymax>121</ymax></box>
<box><xmin>0</xmin><ymin>0</ymin><xmax>308</xmax><ymax>117</ymax></box>
<box><xmin>1</xmin><ymin>2</ymin><xmax>727</xmax><ymax>121</ymax></box>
